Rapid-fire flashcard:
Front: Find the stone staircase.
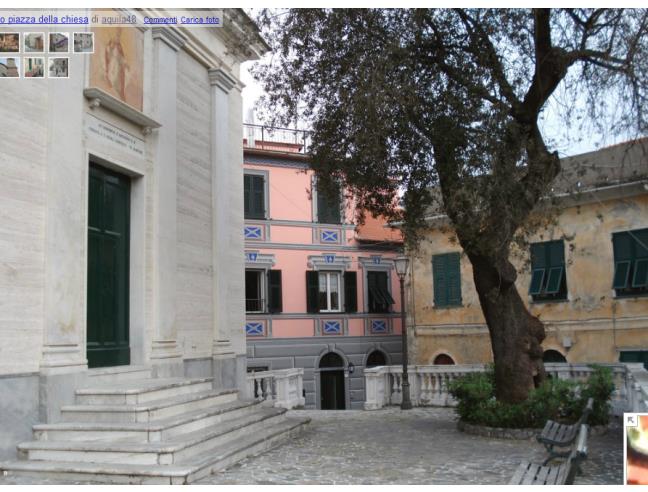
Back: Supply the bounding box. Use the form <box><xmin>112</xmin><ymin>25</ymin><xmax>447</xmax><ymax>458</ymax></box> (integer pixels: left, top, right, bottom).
<box><xmin>0</xmin><ymin>368</ymin><xmax>310</xmax><ymax>484</ymax></box>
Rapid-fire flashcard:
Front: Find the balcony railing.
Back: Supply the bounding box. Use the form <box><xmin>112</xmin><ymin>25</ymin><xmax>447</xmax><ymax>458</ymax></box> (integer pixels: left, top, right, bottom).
<box><xmin>245</xmin><ymin>297</ymin><xmax>265</xmax><ymax>313</ymax></box>
<box><xmin>243</xmin><ymin>123</ymin><xmax>311</xmax><ymax>155</ymax></box>
<box><xmin>364</xmin><ymin>362</ymin><xmax>648</xmax><ymax>415</ymax></box>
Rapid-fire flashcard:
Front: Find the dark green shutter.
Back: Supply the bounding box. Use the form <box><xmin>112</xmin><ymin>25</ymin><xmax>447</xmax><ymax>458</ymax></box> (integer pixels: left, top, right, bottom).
<box><xmin>244</xmin><ymin>174</ymin><xmax>265</xmax><ymax>219</ymax></box>
<box><xmin>306</xmin><ymin>271</ymin><xmax>320</xmax><ymax>313</ymax></box>
<box><xmin>317</xmin><ymin>185</ymin><xmax>341</xmax><ymax>224</ymax></box>
<box><xmin>613</xmin><ymin>261</ymin><xmax>632</xmax><ymax>289</ymax></box>
<box><xmin>613</xmin><ymin>232</ymin><xmax>633</xmax><ymax>261</ymax></box>
<box><xmin>267</xmin><ymin>270</ymin><xmax>282</xmax><ymax>313</ymax></box>
<box><xmin>446</xmin><ymin>253</ymin><xmax>462</xmax><ymax>306</ymax></box>
<box><xmin>432</xmin><ymin>255</ymin><xmax>448</xmax><ymax>307</ymax></box>
<box><xmin>344</xmin><ymin>271</ymin><xmax>357</xmax><ymax>313</ymax></box>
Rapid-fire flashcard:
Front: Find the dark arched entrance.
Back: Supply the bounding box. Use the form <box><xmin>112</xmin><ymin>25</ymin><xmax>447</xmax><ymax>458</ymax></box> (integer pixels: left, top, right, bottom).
<box><xmin>366</xmin><ymin>350</ymin><xmax>387</xmax><ymax>368</ymax></box>
<box><xmin>433</xmin><ymin>353</ymin><xmax>455</xmax><ymax>365</ymax></box>
<box><xmin>543</xmin><ymin>349</ymin><xmax>567</xmax><ymax>363</ymax></box>
<box><xmin>319</xmin><ymin>352</ymin><xmax>345</xmax><ymax>410</ymax></box>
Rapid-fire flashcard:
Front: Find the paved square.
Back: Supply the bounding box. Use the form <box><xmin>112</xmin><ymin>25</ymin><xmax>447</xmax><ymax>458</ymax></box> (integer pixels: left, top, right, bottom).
<box><xmin>201</xmin><ymin>407</ymin><xmax>623</xmax><ymax>485</ymax></box>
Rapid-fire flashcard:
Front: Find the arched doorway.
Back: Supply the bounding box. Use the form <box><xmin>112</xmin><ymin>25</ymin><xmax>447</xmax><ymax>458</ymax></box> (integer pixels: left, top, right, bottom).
<box><xmin>319</xmin><ymin>352</ymin><xmax>345</xmax><ymax>410</ymax></box>
<box><xmin>433</xmin><ymin>353</ymin><xmax>455</xmax><ymax>365</ymax></box>
<box><xmin>543</xmin><ymin>349</ymin><xmax>567</xmax><ymax>363</ymax></box>
<box><xmin>366</xmin><ymin>350</ymin><xmax>387</xmax><ymax>368</ymax></box>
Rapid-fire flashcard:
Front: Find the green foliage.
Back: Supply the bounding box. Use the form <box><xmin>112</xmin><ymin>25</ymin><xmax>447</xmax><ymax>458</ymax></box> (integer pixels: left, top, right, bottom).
<box><xmin>449</xmin><ymin>365</ymin><xmax>615</xmax><ymax>428</ymax></box>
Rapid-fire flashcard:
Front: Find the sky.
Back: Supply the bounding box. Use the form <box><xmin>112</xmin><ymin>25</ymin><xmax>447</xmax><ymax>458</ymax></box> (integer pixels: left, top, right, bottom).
<box><xmin>240</xmin><ymin>10</ymin><xmax>643</xmax><ymax>160</ymax></box>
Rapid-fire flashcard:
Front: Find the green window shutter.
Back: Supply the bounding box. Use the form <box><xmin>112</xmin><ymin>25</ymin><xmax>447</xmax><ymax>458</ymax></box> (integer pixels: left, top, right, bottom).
<box><xmin>317</xmin><ymin>185</ymin><xmax>341</xmax><ymax>224</ymax></box>
<box><xmin>267</xmin><ymin>270</ymin><xmax>282</xmax><ymax>313</ymax></box>
<box><xmin>612</xmin><ymin>260</ymin><xmax>631</xmax><ymax>289</ymax></box>
<box><xmin>613</xmin><ymin>232</ymin><xmax>634</xmax><ymax>261</ymax></box>
<box><xmin>244</xmin><ymin>174</ymin><xmax>251</xmax><ymax>218</ymax></box>
<box><xmin>529</xmin><ymin>269</ymin><xmax>545</xmax><ymax>295</ymax></box>
<box><xmin>344</xmin><ymin>271</ymin><xmax>357</xmax><ymax>313</ymax></box>
<box><xmin>446</xmin><ymin>253</ymin><xmax>462</xmax><ymax>306</ymax></box>
<box><xmin>432</xmin><ymin>255</ymin><xmax>447</xmax><ymax>307</ymax></box>
<box><xmin>631</xmin><ymin>258</ymin><xmax>648</xmax><ymax>288</ymax></box>
<box><xmin>635</xmin><ymin>229</ymin><xmax>648</xmax><ymax>258</ymax></box>
<box><xmin>306</xmin><ymin>271</ymin><xmax>320</xmax><ymax>313</ymax></box>
<box><xmin>547</xmin><ymin>240</ymin><xmax>564</xmax><ymax>267</ymax></box>
<box><xmin>545</xmin><ymin>266</ymin><xmax>564</xmax><ymax>294</ymax></box>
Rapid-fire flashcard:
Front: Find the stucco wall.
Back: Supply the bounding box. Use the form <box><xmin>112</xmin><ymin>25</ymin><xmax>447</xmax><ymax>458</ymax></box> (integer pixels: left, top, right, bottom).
<box><xmin>411</xmin><ymin>193</ymin><xmax>648</xmax><ymax>364</ymax></box>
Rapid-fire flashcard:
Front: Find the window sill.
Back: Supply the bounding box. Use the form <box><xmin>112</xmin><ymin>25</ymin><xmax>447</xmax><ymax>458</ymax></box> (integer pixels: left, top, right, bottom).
<box><xmin>530</xmin><ymin>298</ymin><xmax>569</xmax><ymax>305</ymax></box>
<box><xmin>433</xmin><ymin>304</ymin><xmax>463</xmax><ymax>310</ymax></box>
<box><xmin>613</xmin><ymin>293</ymin><xmax>648</xmax><ymax>300</ymax></box>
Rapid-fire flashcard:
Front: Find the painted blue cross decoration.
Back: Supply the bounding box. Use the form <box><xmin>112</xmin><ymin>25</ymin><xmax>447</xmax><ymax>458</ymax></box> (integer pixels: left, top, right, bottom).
<box><xmin>371</xmin><ymin>320</ymin><xmax>387</xmax><ymax>333</ymax></box>
<box><xmin>321</xmin><ymin>230</ymin><xmax>339</xmax><ymax>243</ymax></box>
<box><xmin>324</xmin><ymin>254</ymin><xmax>335</xmax><ymax>264</ymax></box>
<box><xmin>244</xmin><ymin>226</ymin><xmax>262</xmax><ymax>239</ymax></box>
<box><xmin>323</xmin><ymin>320</ymin><xmax>341</xmax><ymax>334</ymax></box>
<box><xmin>245</xmin><ymin>252</ymin><xmax>258</xmax><ymax>262</ymax></box>
<box><xmin>246</xmin><ymin>322</ymin><xmax>264</xmax><ymax>336</ymax></box>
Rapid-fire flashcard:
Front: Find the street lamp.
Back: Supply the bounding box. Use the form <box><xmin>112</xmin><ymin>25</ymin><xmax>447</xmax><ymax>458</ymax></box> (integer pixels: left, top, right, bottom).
<box><xmin>394</xmin><ymin>255</ymin><xmax>412</xmax><ymax>410</ymax></box>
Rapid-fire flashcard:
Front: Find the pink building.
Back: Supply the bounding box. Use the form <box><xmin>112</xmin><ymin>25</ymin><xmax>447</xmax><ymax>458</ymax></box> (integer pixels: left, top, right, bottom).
<box><xmin>243</xmin><ymin>124</ymin><xmax>403</xmax><ymax>409</ymax></box>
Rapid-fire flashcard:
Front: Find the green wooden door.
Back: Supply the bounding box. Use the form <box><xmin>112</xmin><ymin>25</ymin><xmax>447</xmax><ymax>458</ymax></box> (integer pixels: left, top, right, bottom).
<box><xmin>87</xmin><ymin>163</ymin><xmax>130</xmax><ymax>368</ymax></box>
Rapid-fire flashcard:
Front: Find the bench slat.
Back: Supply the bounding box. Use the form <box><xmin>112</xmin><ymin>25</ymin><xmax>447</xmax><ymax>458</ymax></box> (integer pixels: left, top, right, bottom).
<box><xmin>535</xmin><ymin>464</ymin><xmax>552</xmax><ymax>484</ymax></box>
<box><xmin>522</xmin><ymin>463</ymin><xmax>542</xmax><ymax>485</ymax></box>
<box><xmin>546</xmin><ymin>464</ymin><xmax>561</xmax><ymax>484</ymax></box>
<box><xmin>509</xmin><ymin>461</ymin><xmax>531</xmax><ymax>485</ymax></box>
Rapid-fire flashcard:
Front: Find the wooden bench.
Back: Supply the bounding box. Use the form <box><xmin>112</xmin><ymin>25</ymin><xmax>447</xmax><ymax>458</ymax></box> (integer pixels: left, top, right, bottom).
<box><xmin>509</xmin><ymin>424</ymin><xmax>588</xmax><ymax>485</ymax></box>
<box><xmin>537</xmin><ymin>397</ymin><xmax>593</xmax><ymax>463</ymax></box>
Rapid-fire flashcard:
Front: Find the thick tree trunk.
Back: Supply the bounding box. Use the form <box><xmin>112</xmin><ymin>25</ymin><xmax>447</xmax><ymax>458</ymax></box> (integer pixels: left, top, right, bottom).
<box><xmin>469</xmin><ymin>253</ymin><xmax>546</xmax><ymax>403</ymax></box>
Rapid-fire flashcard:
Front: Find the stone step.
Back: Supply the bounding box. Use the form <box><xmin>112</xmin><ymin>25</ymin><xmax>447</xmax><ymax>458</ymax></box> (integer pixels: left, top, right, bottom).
<box><xmin>18</xmin><ymin>408</ymin><xmax>288</xmax><ymax>466</ymax></box>
<box><xmin>1</xmin><ymin>417</ymin><xmax>311</xmax><ymax>484</ymax></box>
<box><xmin>33</xmin><ymin>399</ymin><xmax>260</xmax><ymax>443</ymax></box>
<box><xmin>59</xmin><ymin>388</ymin><xmax>238</xmax><ymax>423</ymax></box>
<box><xmin>75</xmin><ymin>377</ymin><xmax>213</xmax><ymax>405</ymax></box>
<box><xmin>85</xmin><ymin>365</ymin><xmax>152</xmax><ymax>384</ymax></box>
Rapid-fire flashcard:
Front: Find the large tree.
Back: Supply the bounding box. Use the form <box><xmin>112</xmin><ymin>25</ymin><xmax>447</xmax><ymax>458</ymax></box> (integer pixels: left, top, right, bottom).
<box><xmin>252</xmin><ymin>9</ymin><xmax>648</xmax><ymax>403</ymax></box>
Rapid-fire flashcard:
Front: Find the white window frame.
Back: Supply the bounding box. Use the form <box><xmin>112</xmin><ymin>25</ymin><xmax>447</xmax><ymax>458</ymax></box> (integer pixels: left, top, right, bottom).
<box><xmin>319</xmin><ymin>271</ymin><xmax>342</xmax><ymax>313</ymax></box>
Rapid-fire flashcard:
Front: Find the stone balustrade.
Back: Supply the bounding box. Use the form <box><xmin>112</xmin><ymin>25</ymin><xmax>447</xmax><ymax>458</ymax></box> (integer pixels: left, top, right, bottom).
<box><xmin>246</xmin><ymin>368</ymin><xmax>306</xmax><ymax>409</ymax></box>
<box><xmin>364</xmin><ymin>363</ymin><xmax>648</xmax><ymax>414</ymax></box>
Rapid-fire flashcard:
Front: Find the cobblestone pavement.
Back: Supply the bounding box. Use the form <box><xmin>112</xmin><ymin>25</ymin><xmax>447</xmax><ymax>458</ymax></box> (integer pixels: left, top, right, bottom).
<box><xmin>201</xmin><ymin>407</ymin><xmax>623</xmax><ymax>485</ymax></box>
<box><xmin>0</xmin><ymin>407</ymin><xmax>623</xmax><ymax>485</ymax></box>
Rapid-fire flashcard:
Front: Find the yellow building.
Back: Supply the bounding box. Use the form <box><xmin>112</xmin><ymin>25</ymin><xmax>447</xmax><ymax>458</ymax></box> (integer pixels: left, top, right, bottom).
<box><xmin>409</xmin><ymin>139</ymin><xmax>648</xmax><ymax>367</ymax></box>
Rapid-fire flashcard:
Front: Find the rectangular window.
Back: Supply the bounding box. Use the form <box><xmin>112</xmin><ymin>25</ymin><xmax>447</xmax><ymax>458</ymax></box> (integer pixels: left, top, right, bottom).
<box><xmin>318</xmin><ymin>271</ymin><xmax>341</xmax><ymax>312</ymax></box>
<box><xmin>367</xmin><ymin>271</ymin><xmax>395</xmax><ymax>313</ymax></box>
<box><xmin>316</xmin><ymin>183</ymin><xmax>341</xmax><ymax>224</ymax></box>
<box><xmin>529</xmin><ymin>240</ymin><xmax>567</xmax><ymax>302</ymax></box>
<box><xmin>245</xmin><ymin>269</ymin><xmax>282</xmax><ymax>314</ymax></box>
<box><xmin>432</xmin><ymin>252</ymin><xmax>462</xmax><ymax>307</ymax></box>
<box><xmin>245</xmin><ymin>269</ymin><xmax>265</xmax><ymax>313</ymax></box>
<box><xmin>244</xmin><ymin>173</ymin><xmax>265</xmax><ymax>220</ymax></box>
<box><xmin>612</xmin><ymin>228</ymin><xmax>648</xmax><ymax>297</ymax></box>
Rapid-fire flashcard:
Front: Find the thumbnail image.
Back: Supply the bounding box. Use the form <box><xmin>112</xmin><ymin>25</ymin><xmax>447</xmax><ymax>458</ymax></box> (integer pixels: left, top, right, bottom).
<box><xmin>24</xmin><ymin>57</ymin><xmax>44</xmax><ymax>78</ymax></box>
<box><xmin>49</xmin><ymin>32</ymin><xmax>69</xmax><ymax>53</ymax></box>
<box><xmin>627</xmin><ymin>414</ymin><xmax>648</xmax><ymax>484</ymax></box>
<box><xmin>0</xmin><ymin>33</ymin><xmax>20</xmax><ymax>53</ymax></box>
<box><xmin>24</xmin><ymin>33</ymin><xmax>45</xmax><ymax>53</ymax></box>
<box><xmin>73</xmin><ymin>32</ymin><xmax>94</xmax><ymax>53</ymax></box>
<box><xmin>48</xmin><ymin>57</ymin><xmax>69</xmax><ymax>78</ymax></box>
<box><xmin>0</xmin><ymin>57</ymin><xmax>20</xmax><ymax>77</ymax></box>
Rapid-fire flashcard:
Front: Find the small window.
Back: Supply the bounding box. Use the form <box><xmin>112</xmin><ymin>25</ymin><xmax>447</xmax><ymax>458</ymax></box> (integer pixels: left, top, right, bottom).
<box><xmin>613</xmin><ymin>229</ymin><xmax>648</xmax><ymax>297</ymax></box>
<box><xmin>316</xmin><ymin>182</ymin><xmax>341</xmax><ymax>224</ymax></box>
<box><xmin>529</xmin><ymin>240</ymin><xmax>568</xmax><ymax>302</ymax></box>
<box><xmin>245</xmin><ymin>269</ymin><xmax>283</xmax><ymax>314</ymax></box>
<box><xmin>318</xmin><ymin>271</ymin><xmax>341</xmax><ymax>312</ymax></box>
<box><xmin>244</xmin><ymin>173</ymin><xmax>266</xmax><ymax>220</ymax></box>
<box><xmin>432</xmin><ymin>253</ymin><xmax>462</xmax><ymax>307</ymax></box>
<box><xmin>543</xmin><ymin>350</ymin><xmax>567</xmax><ymax>363</ymax></box>
<box><xmin>433</xmin><ymin>354</ymin><xmax>455</xmax><ymax>365</ymax></box>
<box><xmin>620</xmin><ymin>350</ymin><xmax>648</xmax><ymax>370</ymax></box>
<box><xmin>245</xmin><ymin>270</ymin><xmax>265</xmax><ymax>313</ymax></box>
<box><xmin>367</xmin><ymin>271</ymin><xmax>394</xmax><ymax>313</ymax></box>
<box><xmin>366</xmin><ymin>350</ymin><xmax>387</xmax><ymax>368</ymax></box>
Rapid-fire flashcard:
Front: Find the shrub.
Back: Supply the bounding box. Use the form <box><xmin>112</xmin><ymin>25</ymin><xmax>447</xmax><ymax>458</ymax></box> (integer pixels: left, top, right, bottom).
<box><xmin>448</xmin><ymin>365</ymin><xmax>615</xmax><ymax>429</ymax></box>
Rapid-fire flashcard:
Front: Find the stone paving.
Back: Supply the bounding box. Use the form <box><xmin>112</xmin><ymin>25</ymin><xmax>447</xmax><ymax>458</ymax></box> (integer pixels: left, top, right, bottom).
<box><xmin>0</xmin><ymin>407</ymin><xmax>623</xmax><ymax>485</ymax></box>
<box><xmin>201</xmin><ymin>407</ymin><xmax>623</xmax><ymax>485</ymax></box>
